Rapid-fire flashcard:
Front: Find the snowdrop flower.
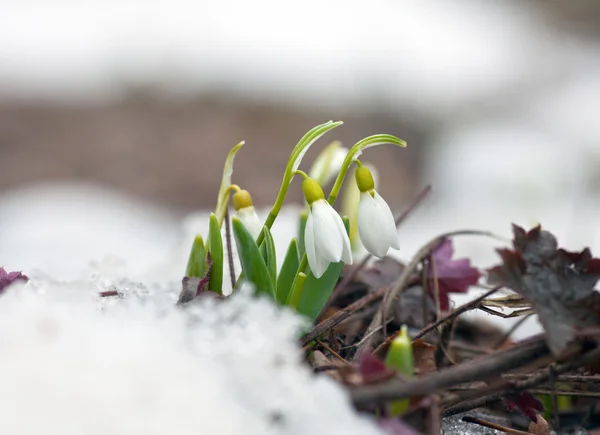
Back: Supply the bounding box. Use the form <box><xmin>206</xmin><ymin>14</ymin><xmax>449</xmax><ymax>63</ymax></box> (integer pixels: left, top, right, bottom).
<box><xmin>355</xmin><ymin>165</ymin><xmax>400</xmax><ymax>257</ymax></box>
<box><xmin>302</xmin><ymin>177</ymin><xmax>352</xmax><ymax>278</ymax></box>
<box><xmin>232</xmin><ymin>188</ymin><xmax>262</xmax><ymax>239</ymax></box>
<box><xmin>308</xmin><ymin>141</ymin><xmax>349</xmax><ymax>187</ymax></box>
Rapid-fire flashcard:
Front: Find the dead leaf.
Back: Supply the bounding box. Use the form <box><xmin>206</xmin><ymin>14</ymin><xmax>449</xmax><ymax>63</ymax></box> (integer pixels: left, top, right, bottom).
<box><xmin>488</xmin><ymin>224</ymin><xmax>600</xmax><ymax>355</ymax></box>
<box><xmin>358</xmin><ymin>257</ymin><xmax>405</xmax><ymax>289</ymax></box>
<box><xmin>428</xmin><ymin>239</ymin><xmax>481</xmax><ymax>311</ymax></box>
<box><xmin>528</xmin><ymin>414</ymin><xmax>551</xmax><ymax>435</ymax></box>
<box><xmin>358</xmin><ymin>350</ymin><xmax>396</xmax><ymax>384</ymax></box>
<box><xmin>0</xmin><ymin>267</ymin><xmax>28</xmax><ymax>294</ymax></box>
<box><xmin>178</xmin><ymin>252</ymin><xmax>213</xmax><ymax>304</ymax></box>
<box><xmin>505</xmin><ymin>391</ymin><xmax>544</xmax><ymax>422</ymax></box>
<box><xmin>412</xmin><ymin>339</ymin><xmax>437</xmax><ymax>375</ymax></box>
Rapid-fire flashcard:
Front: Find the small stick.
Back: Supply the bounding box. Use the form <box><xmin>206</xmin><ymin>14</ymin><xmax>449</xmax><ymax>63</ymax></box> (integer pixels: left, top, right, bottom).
<box><xmin>412</xmin><ymin>286</ymin><xmax>501</xmax><ymax>342</ymax></box>
<box><xmin>316</xmin><ymin>339</ymin><xmax>351</xmax><ymax>365</ymax></box>
<box><xmin>300</xmin><ymin>286</ymin><xmax>387</xmax><ymax>346</ymax></box>
<box><xmin>224</xmin><ymin>208</ymin><xmax>236</xmax><ymax>290</ymax></box>
<box><xmin>493</xmin><ymin>314</ymin><xmax>533</xmax><ymax>349</ymax></box>
<box><xmin>462</xmin><ymin>416</ymin><xmax>531</xmax><ymax>435</ymax></box>
<box><xmin>443</xmin><ymin>346</ymin><xmax>600</xmax><ymax>417</ymax></box>
<box><xmin>351</xmin><ymin>336</ymin><xmax>550</xmax><ymax>407</ymax></box>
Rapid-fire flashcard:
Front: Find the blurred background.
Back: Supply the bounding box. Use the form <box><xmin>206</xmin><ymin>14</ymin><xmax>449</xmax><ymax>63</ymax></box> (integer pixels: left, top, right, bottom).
<box><xmin>1</xmin><ymin>0</ymin><xmax>600</xmax><ymax>279</ymax></box>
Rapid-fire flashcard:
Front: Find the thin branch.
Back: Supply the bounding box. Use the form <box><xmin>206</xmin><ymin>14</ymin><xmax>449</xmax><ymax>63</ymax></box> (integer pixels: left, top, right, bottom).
<box><xmin>412</xmin><ymin>287</ymin><xmax>501</xmax><ymax>342</ymax></box>
<box><xmin>350</xmin><ymin>336</ymin><xmax>550</xmax><ymax>407</ymax></box>
<box><xmin>300</xmin><ymin>286</ymin><xmax>387</xmax><ymax>346</ymax></box>
<box><xmin>442</xmin><ymin>346</ymin><xmax>600</xmax><ymax>418</ymax></box>
<box><xmin>462</xmin><ymin>416</ymin><xmax>530</xmax><ymax>435</ymax></box>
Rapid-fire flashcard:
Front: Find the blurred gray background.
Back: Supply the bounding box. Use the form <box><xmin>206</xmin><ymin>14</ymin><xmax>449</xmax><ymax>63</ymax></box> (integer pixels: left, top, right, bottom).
<box><xmin>1</xmin><ymin>0</ymin><xmax>600</xmax><ymax>276</ymax></box>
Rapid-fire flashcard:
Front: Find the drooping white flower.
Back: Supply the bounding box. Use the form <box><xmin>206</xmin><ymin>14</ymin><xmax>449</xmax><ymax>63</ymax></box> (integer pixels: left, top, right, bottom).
<box><xmin>232</xmin><ymin>189</ymin><xmax>262</xmax><ymax>239</ymax></box>
<box><xmin>355</xmin><ymin>165</ymin><xmax>400</xmax><ymax>258</ymax></box>
<box><xmin>308</xmin><ymin>141</ymin><xmax>349</xmax><ymax>187</ymax></box>
<box><xmin>303</xmin><ymin>178</ymin><xmax>352</xmax><ymax>278</ymax></box>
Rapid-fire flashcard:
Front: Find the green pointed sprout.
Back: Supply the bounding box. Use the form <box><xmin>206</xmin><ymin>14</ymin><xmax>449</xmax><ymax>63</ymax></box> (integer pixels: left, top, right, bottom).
<box><xmin>385</xmin><ymin>325</ymin><xmax>414</xmax><ymax>416</ymax></box>
<box><xmin>286</xmin><ymin>272</ymin><xmax>307</xmax><ymax>309</ymax></box>
<box><xmin>215</xmin><ymin>141</ymin><xmax>245</xmax><ymax>227</ymax></box>
<box><xmin>259</xmin><ymin>226</ymin><xmax>277</xmax><ymax>286</ymax></box>
<box><xmin>206</xmin><ymin>213</ymin><xmax>224</xmax><ymax>294</ymax></box>
<box><xmin>232</xmin><ymin>217</ymin><xmax>275</xmax><ymax>299</ymax></box>
<box><xmin>276</xmin><ymin>238</ymin><xmax>300</xmax><ymax>305</ymax></box>
<box><xmin>185</xmin><ymin>235</ymin><xmax>207</xmax><ymax>278</ymax></box>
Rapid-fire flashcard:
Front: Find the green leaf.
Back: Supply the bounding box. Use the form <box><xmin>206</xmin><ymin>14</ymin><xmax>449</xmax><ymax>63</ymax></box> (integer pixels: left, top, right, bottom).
<box><xmin>232</xmin><ymin>217</ymin><xmax>275</xmax><ymax>299</ymax></box>
<box><xmin>207</xmin><ymin>213</ymin><xmax>224</xmax><ymax>294</ymax></box>
<box><xmin>296</xmin><ymin>217</ymin><xmax>350</xmax><ymax>321</ymax></box>
<box><xmin>297</xmin><ymin>211</ymin><xmax>308</xmax><ymax>258</ymax></box>
<box><xmin>259</xmin><ymin>226</ymin><xmax>277</xmax><ymax>287</ymax></box>
<box><xmin>286</xmin><ymin>272</ymin><xmax>307</xmax><ymax>309</ymax></box>
<box><xmin>185</xmin><ymin>235</ymin><xmax>206</xmax><ymax>278</ymax></box>
<box><xmin>276</xmin><ymin>238</ymin><xmax>300</xmax><ymax>305</ymax></box>
<box><xmin>215</xmin><ymin>141</ymin><xmax>245</xmax><ymax>227</ymax></box>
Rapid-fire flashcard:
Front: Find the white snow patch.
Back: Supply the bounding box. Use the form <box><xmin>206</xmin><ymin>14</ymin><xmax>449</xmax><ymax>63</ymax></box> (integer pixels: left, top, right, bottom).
<box><xmin>0</xmin><ymin>279</ymin><xmax>384</xmax><ymax>435</ymax></box>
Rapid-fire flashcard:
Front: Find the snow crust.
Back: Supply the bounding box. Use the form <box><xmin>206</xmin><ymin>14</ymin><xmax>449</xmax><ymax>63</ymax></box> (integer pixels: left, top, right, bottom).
<box><xmin>0</xmin><ymin>277</ymin><xmax>384</xmax><ymax>435</ymax></box>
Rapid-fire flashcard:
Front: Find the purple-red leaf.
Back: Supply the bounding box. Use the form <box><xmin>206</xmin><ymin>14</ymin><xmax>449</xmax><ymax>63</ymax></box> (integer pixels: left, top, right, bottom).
<box><xmin>487</xmin><ymin>225</ymin><xmax>600</xmax><ymax>355</ymax></box>
<box><xmin>0</xmin><ymin>267</ymin><xmax>28</xmax><ymax>294</ymax></box>
<box><xmin>428</xmin><ymin>239</ymin><xmax>481</xmax><ymax>311</ymax></box>
<box><xmin>505</xmin><ymin>391</ymin><xmax>544</xmax><ymax>422</ymax></box>
<box><xmin>358</xmin><ymin>350</ymin><xmax>396</xmax><ymax>384</ymax></box>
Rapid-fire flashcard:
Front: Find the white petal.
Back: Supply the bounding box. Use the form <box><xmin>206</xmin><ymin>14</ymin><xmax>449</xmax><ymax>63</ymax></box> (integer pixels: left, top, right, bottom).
<box><xmin>358</xmin><ymin>191</ymin><xmax>398</xmax><ymax>257</ymax></box>
<box><xmin>373</xmin><ymin>191</ymin><xmax>400</xmax><ymax>250</ymax></box>
<box><xmin>236</xmin><ymin>206</ymin><xmax>263</xmax><ymax>239</ymax></box>
<box><xmin>304</xmin><ymin>210</ymin><xmax>329</xmax><ymax>278</ymax></box>
<box><xmin>340</xmin><ymin>230</ymin><xmax>353</xmax><ymax>265</ymax></box>
<box><xmin>311</xmin><ymin>200</ymin><xmax>344</xmax><ymax>263</ymax></box>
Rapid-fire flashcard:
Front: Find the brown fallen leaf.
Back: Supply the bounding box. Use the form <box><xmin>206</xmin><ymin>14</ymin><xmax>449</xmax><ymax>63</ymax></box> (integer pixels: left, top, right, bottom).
<box><xmin>412</xmin><ymin>339</ymin><xmax>436</xmax><ymax>375</ymax></box>
<box><xmin>528</xmin><ymin>414</ymin><xmax>551</xmax><ymax>435</ymax></box>
<box><xmin>487</xmin><ymin>224</ymin><xmax>600</xmax><ymax>355</ymax></box>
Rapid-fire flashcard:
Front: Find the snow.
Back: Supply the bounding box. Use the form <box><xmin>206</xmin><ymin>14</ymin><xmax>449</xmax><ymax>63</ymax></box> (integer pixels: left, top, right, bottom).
<box><xmin>0</xmin><ymin>268</ymin><xmax>384</xmax><ymax>435</ymax></box>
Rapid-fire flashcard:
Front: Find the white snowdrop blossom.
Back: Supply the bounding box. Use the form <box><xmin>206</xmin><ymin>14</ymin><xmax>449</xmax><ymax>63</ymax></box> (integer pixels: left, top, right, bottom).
<box><xmin>303</xmin><ymin>178</ymin><xmax>352</xmax><ymax>278</ymax></box>
<box><xmin>355</xmin><ymin>165</ymin><xmax>400</xmax><ymax>258</ymax></box>
<box><xmin>232</xmin><ymin>189</ymin><xmax>262</xmax><ymax>239</ymax></box>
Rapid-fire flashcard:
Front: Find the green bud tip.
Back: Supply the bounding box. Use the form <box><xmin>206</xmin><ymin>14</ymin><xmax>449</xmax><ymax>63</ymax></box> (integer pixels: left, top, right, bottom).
<box><xmin>232</xmin><ymin>189</ymin><xmax>253</xmax><ymax>211</ymax></box>
<box><xmin>355</xmin><ymin>165</ymin><xmax>375</xmax><ymax>194</ymax></box>
<box><xmin>302</xmin><ymin>178</ymin><xmax>325</xmax><ymax>205</ymax></box>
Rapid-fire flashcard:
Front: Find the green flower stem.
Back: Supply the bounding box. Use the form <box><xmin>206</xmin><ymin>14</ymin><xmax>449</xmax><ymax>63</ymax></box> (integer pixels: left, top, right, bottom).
<box><xmin>255</xmin><ymin>121</ymin><xmax>343</xmax><ymax>247</ymax></box>
<box><xmin>327</xmin><ymin>134</ymin><xmax>406</xmax><ymax>205</ymax></box>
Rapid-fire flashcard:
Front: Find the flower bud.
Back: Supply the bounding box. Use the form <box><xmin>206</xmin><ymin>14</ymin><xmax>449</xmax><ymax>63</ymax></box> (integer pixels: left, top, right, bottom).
<box><xmin>302</xmin><ymin>178</ymin><xmax>325</xmax><ymax>205</ymax></box>
<box><xmin>355</xmin><ymin>165</ymin><xmax>375</xmax><ymax>194</ymax></box>
<box><xmin>232</xmin><ymin>189</ymin><xmax>254</xmax><ymax>211</ymax></box>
